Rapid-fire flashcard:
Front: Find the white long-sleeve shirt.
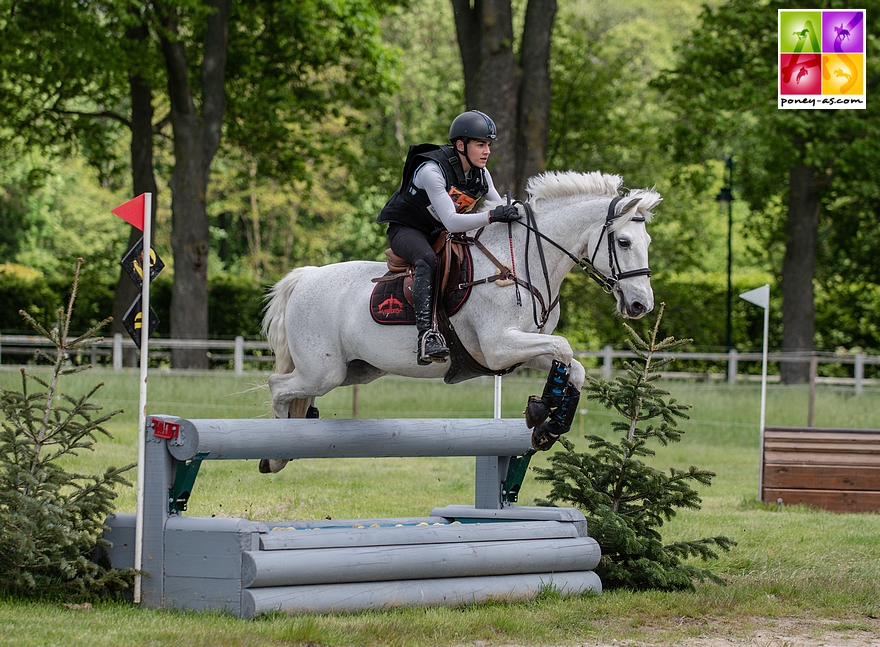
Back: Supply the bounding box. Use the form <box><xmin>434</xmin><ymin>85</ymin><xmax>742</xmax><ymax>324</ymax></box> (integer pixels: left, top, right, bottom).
<box><xmin>412</xmin><ymin>162</ymin><xmax>503</xmax><ymax>233</ymax></box>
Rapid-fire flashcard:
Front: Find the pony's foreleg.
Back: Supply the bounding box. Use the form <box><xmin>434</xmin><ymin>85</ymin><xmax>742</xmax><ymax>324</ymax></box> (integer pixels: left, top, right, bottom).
<box><xmin>524</xmin><ymin>359</ymin><xmax>571</xmax><ymax>429</ymax></box>
<box><xmin>530</xmin><ymin>382</ymin><xmax>581</xmax><ymax>451</ymax></box>
<box><xmin>482</xmin><ymin>330</ymin><xmax>585</xmax><ymax>450</ymax></box>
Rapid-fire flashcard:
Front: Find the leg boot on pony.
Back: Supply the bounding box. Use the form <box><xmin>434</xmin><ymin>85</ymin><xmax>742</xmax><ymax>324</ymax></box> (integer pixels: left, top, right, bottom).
<box><xmin>531</xmin><ymin>382</ymin><xmax>580</xmax><ymax>451</ymax></box>
<box><xmin>412</xmin><ymin>259</ymin><xmax>449</xmax><ymax>365</ymax></box>
<box><xmin>525</xmin><ymin>359</ymin><xmax>571</xmax><ymax>429</ymax></box>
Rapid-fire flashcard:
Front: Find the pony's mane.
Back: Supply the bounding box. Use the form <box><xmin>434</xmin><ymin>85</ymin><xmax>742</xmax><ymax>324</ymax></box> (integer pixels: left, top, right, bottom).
<box><xmin>526</xmin><ymin>171</ymin><xmax>623</xmax><ymax>202</ymax></box>
<box><xmin>525</xmin><ymin>170</ymin><xmax>660</xmax><ymax>225</ymax></box>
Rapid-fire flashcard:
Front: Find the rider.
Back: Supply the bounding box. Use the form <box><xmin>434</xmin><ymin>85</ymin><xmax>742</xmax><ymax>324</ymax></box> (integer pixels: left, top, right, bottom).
<box><xmin>377</xmin><ymin>110</ymin><xmax>521</xmax><ymax>365</ymax></box>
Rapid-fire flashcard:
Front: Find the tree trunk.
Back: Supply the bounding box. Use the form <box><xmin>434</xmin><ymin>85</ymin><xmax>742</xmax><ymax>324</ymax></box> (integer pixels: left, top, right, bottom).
<box><xmin>450</xmin><ymin>0</ymin><xmax>520</xmax><ymax>193</ymax></box>
<box><xmin>780</xmin><ymin>161</ymin><xmax>823</xmax><ymax>384</ymax></box>
<box><xmin>112</xmin><ymin>20</ymin><xmax>159</xmax><ymax>367</ymax></box>
<box><xmin>158</xmin><ymin>0</ymin><xmax>230</xmax><ymax>368</ymax></box>
<box><xmin>515</xmin><ymin>0</ymin><xmax>556</xmax><ymax>192</ymax></box>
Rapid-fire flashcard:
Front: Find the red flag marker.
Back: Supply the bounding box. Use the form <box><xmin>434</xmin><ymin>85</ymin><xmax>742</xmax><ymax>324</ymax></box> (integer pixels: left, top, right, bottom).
<box><xmin>112</xmin><ymin>194</ymin><xmax>146</xmax><ymax>230</ymax></box>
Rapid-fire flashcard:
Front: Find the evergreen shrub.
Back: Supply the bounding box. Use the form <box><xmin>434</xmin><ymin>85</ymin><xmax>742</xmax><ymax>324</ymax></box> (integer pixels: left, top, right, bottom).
<box><xmin>0</xmin><ymin>260</ymin><xmax>136</xmax><ymax>599</ymax></box>
<box><xmin>535</xmin><ymin>305</ymin><xmax>735</xmax><ymax>591</ymax></box>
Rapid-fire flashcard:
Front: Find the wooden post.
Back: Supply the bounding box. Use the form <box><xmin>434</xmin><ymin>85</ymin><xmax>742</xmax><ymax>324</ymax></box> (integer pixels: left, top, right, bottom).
<box><xmin>234</xmin><ymin>336</ymin><xmax>244</xmax><ymax>375</ymax></box>
<box><xmin>727</xmin><ymin>348</ymin><xmax>738</xmax><ymax>384</ymax></box>
<box><xmin>808</xmin><ymin>355</ymin><xmax>817</xmax><ymax>427</ymax></box>
<box><xmin>855</xmin><ymin>353</ymin><xmax>865</xmax><ymax>396</ymax></box>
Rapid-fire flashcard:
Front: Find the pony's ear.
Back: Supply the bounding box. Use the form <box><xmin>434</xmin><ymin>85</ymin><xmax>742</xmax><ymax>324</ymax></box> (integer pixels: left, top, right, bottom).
<box><xmin>616</xmin><ymin>197</ymin><xmax>641</xmax><ymax>215</ymax></box>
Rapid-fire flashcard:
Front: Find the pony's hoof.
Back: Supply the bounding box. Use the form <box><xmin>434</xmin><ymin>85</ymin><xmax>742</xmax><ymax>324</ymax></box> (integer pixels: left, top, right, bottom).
<box><xmin>259</xmin><ymin>458</ymin><xmax>290</xmax><ymax>473</ymax></box>
<box><xmin>531</xmin><ymin>427</ymin><xmax>561</xmax><ymax>451</ymax></box>
<box><xmin>524</xmin><ymin>396</ymin><xmax>550</xmax><ymax>429</ymax></box>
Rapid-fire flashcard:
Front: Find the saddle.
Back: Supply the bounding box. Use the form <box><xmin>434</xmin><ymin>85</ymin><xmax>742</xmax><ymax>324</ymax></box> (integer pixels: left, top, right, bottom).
<box><xmin>369</xmin><ymin>232</ymin><xmax>473</xmax><ymax>325</ymax></box>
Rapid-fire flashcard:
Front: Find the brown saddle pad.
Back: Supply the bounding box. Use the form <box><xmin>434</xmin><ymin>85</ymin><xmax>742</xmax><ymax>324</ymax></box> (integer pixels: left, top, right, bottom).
<box><xmin>370</xmin><ymin>245</ymin><xmax>474</xmax><ymax>325</ymax></box>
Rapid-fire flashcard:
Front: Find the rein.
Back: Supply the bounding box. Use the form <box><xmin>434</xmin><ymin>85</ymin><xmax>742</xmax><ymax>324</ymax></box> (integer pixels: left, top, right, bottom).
<box><xmin>517</xmin><ymin>196</ymin><xmax>651</xmax><ymax>293</ymax></box>
<box><xmin>458</xmin><ymin>195</ymin><xmax>651</xmax><ymax>331</ymax></box>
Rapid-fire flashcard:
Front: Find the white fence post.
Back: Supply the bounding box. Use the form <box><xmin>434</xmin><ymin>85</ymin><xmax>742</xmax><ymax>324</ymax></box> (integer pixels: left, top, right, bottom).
<box><xmin>727</xmin><ymin>348</ymin><xmax>738</xmax><ymax>384</ymax></box>
<box><xmin>113</xmin><ymin>333</ymin><xmax>123</xmax><ymax>371</ymax></box>
<box><xmin>602</xmin><ymin>345</ymin><xmax>613</xmax><ymax>380</ymax></box>
<box><xmin>234</xmin><ymin>336</ymin><xmax>244</xmax><ymax>375</ymax></box>
<box><xmin>855</xmin><ymin>353</ymin><xmax>865</xmax><ymax>396</ymax></box>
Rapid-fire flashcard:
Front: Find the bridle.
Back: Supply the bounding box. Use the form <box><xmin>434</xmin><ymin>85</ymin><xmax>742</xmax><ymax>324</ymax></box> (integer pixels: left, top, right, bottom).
<box><xmin>580</xmin><ymin>196</ymin><xmax>652</xmax><ymax>293</ymax></box>
<box><xmin>460</xmin><ymin>195</ymin><xmax>651</xmax><ymax>331</ymax></box>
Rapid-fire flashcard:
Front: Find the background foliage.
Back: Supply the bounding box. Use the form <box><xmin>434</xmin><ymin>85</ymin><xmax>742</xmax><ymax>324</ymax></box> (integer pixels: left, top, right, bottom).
<box><xmin>0</xmin><ymin>0</ymin><xmax>878</xmax><ymax>361</ymax></box>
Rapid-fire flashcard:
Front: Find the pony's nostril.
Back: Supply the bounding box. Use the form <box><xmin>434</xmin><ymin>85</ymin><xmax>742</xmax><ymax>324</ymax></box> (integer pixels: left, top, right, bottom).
<box><xmin>630</xmin><ymin>302</ymin><xmax>645</xmax><ymax>316</ymax></box>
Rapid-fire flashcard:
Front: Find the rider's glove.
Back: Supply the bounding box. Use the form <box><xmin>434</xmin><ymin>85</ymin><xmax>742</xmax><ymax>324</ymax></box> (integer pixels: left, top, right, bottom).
<box><xmin>488</xmin><ymin>204</ymin><xmax>521</xmax><ymax>223</ymax></box>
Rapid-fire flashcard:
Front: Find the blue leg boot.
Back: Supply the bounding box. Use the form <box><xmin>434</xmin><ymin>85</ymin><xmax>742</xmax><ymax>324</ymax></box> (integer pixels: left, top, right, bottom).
<box><xmin>524</xmin><ymin>360</ymin><xmax>571</xmax><ymax>429</ymax></box>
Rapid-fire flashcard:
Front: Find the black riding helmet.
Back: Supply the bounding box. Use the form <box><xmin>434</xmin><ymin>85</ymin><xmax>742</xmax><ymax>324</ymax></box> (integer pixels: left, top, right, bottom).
<box><xmin>448</xmin><ymin>110</ymin><xmax>497</xmax><ymax>142</ymax></box>
<box><xmin>448</xmin><ymin>110</ymin><xmax>496</xmax><ymax>170</ymax></box>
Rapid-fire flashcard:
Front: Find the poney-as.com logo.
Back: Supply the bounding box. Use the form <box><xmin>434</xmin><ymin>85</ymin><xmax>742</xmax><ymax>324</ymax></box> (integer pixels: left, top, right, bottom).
<box><xmin>779</xmin><ymin>9</ymin><xmax>866</xmax><ymax>109</ymax></box>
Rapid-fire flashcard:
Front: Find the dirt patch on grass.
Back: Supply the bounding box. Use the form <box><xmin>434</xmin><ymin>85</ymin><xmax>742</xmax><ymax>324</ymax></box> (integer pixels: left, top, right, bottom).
<box><xmin>470</xmin><ymin>617</ymin><xmax>880</xmax><ymax>647</ymax></box>
<box><xmin>573</xmin><ymin>616</ymin><xmax>880</xmax><ymax>646</ymax></box>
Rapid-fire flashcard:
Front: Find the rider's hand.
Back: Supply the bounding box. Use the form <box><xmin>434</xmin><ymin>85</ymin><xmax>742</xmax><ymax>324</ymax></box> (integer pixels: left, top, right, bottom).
<box><xmin>488</xmin><ymin>204</ymin><xmax>521</xmax><ymax>224</ymax></box>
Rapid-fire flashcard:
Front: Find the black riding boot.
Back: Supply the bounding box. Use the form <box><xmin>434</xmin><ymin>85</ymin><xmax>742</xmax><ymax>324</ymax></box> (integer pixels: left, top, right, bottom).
<box><xmin>413</xmin><ymin>259</ymin><xmax>449</xmax><ymax>365</ymax></box>
<box><xmin>532</xmin><ymin>382</ymin><xmax>581</xmax><ymax>451</ymax></box>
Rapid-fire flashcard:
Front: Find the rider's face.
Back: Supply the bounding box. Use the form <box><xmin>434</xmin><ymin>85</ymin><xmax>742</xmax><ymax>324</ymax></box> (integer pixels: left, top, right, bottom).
<box><xmin>456</xmin><ymin>139</ymin><xmax>492</xmax><ymax>170</ymax></box>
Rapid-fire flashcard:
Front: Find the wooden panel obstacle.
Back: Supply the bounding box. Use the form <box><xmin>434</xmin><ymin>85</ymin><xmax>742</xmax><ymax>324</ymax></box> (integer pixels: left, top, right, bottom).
<box><xmin>102</xmin><ymin>416</ymin><xmax>602</xmax><ymax>617</ymax></box>
<box><xmin>762</xmin><ymin>426</ymin><xmax>880</xmax><ymax>513</ymax></box>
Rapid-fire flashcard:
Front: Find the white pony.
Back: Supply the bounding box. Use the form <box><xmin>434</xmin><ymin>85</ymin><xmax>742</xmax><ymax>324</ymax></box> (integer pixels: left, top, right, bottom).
<box><xmin>261</xmin><ymin>171</ymin><xmax>659</xmax><ymax>472</ymax></box>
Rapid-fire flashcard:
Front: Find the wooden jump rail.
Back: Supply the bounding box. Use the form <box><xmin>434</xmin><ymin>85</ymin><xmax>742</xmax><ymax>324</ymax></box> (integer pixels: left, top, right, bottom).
<box><xmin>101</xmin><ymin>416</ymin><xmax>602</xmax><ymax>617</ymax></box>
<box><xmin>762</xmin><ymin>426</ymin><xmax>880</xmax><ymax>513</ymax></box>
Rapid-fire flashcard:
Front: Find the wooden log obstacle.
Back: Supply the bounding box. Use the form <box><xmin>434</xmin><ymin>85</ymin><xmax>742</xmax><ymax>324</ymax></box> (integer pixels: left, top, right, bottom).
<box><xmin>762</xmin><ymin>426</ymin><xmax>880</xmax><ymax>513</ymax></box>
<box><xmin>102</xmin><ymin>416</ymin><xmax>602</xmax><ymax>617</ymax></box>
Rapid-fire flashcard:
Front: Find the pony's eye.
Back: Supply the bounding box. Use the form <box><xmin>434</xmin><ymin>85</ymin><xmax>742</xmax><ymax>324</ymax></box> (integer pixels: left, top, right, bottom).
<box><xmin>617</xmin><ymin>238</ymin><xmax>632</xmax><ymax>249</ymax></box>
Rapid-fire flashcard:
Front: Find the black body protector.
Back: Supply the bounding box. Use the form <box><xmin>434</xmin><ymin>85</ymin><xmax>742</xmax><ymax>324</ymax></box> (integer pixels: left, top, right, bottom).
<box><xmin>377</xmin><ymin>143</ymin><xmax>488</xmax><ymax>234</ymax></box>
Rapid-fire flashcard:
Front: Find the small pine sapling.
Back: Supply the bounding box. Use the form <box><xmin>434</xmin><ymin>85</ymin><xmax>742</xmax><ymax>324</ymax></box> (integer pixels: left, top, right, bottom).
<box><xmin>534</xmin><ymin>304</ymin><xmax>735</xmax><ymax>591</ymax></box>
<box><xmin>0</xmin><ymin>259</ymin><xmax>136</xmax><ymax>599</ymax></box>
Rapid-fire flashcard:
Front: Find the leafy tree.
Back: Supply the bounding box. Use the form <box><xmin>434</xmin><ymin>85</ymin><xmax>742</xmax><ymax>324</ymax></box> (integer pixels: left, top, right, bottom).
<box><xmin>655</xmin><ymin>0</ymin><xmax>880</xmax><ymax>381</ymax></box>
<box><xmin>0</xmin><ymin>0</ymin><xmax>398</xmax><ymax>367</ymax></box>
<box><xmin>0</xmin><ymin>260</ymin><xmax>136</xmax><ymax>599</ymax></box>
<box><xmin>534</xmin><ymin>305</ymin><xmax>735</xmax><ymax>590</ymax></box>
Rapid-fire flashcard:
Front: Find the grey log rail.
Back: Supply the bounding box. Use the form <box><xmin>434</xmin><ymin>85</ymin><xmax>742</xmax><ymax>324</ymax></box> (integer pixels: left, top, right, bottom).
<box><xmin>102</xmin><ymin>416</ymin><xmax>601</xmax><ymax>617</ymax></box>
<box><xmin>762</xmin><ymin>426</ymin><xmax>880</xmax><ymax>512</ymax></box>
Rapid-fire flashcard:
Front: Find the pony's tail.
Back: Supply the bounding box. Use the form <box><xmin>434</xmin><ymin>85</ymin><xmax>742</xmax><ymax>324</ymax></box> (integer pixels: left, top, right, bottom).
<box><xmin>261</xmin><ymin>267</ymin><xmax>317</xmax><ymax>375</ymax></box>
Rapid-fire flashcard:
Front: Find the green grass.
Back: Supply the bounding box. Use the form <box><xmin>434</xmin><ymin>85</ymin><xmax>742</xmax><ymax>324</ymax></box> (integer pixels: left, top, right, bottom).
<box><xmin>2</xmin><ymin>367</ymin><xmax>880</xmax><ymax>645</ymax></box>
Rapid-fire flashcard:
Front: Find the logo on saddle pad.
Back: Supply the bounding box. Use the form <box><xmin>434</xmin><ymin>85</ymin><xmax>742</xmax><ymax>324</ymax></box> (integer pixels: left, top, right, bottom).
<box><xmin>377</xmin><ymin>294</ymin><xmax>405</xmax><ymax>317</ymax></box>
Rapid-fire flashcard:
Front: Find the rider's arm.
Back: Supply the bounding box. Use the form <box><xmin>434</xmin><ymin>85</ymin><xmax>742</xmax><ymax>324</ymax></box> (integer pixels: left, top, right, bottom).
<box><xmin>413</xmin><ymin>162</ymin><xmax>497</xmax><ymax>233</ymax></box>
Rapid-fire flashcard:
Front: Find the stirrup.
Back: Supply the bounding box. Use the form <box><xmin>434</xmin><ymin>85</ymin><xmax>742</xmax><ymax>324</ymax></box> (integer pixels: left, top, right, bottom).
<box><xmin>417</xmin><ymin>330</ymin><xmax>449</xmax><ymax>365</ymax></box>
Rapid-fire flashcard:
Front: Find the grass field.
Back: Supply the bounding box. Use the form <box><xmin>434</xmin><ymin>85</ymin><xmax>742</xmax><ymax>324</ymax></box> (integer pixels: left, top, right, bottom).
<box><xmin>2</xmin><ymin>366</ymin><xmax>880</xmax><ymax>646</ymax></box>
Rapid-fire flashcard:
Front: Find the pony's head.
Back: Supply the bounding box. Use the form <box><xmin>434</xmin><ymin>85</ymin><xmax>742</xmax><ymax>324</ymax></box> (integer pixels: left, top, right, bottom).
<box><xmin>526</xmin><ymin>171</ymin><xmax>658</xmax><ymax>319</ymax></box>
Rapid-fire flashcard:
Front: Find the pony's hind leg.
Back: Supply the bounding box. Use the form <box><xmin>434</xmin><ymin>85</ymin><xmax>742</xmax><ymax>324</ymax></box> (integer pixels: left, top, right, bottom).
<box><xmin>261</xmin><ymin>363</ymin><xmax>345</xmax><ymax>474</ymax></box>
<box><xmin>267</xmin><ymin>362</ymin><xmax>345</xmax><ymax>419</ymax></box>
<box><xmin>259</xmin><ymin>396</ymin><xmax>317</xmax><ymax>474</ymax></box>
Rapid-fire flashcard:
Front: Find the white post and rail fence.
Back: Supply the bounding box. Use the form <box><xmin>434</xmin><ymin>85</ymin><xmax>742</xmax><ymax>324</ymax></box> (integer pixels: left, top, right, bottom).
<box><xmin>1</xmin><ymin>333</ymin><xmax>878</xmax><ymax>392</ymax></box>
